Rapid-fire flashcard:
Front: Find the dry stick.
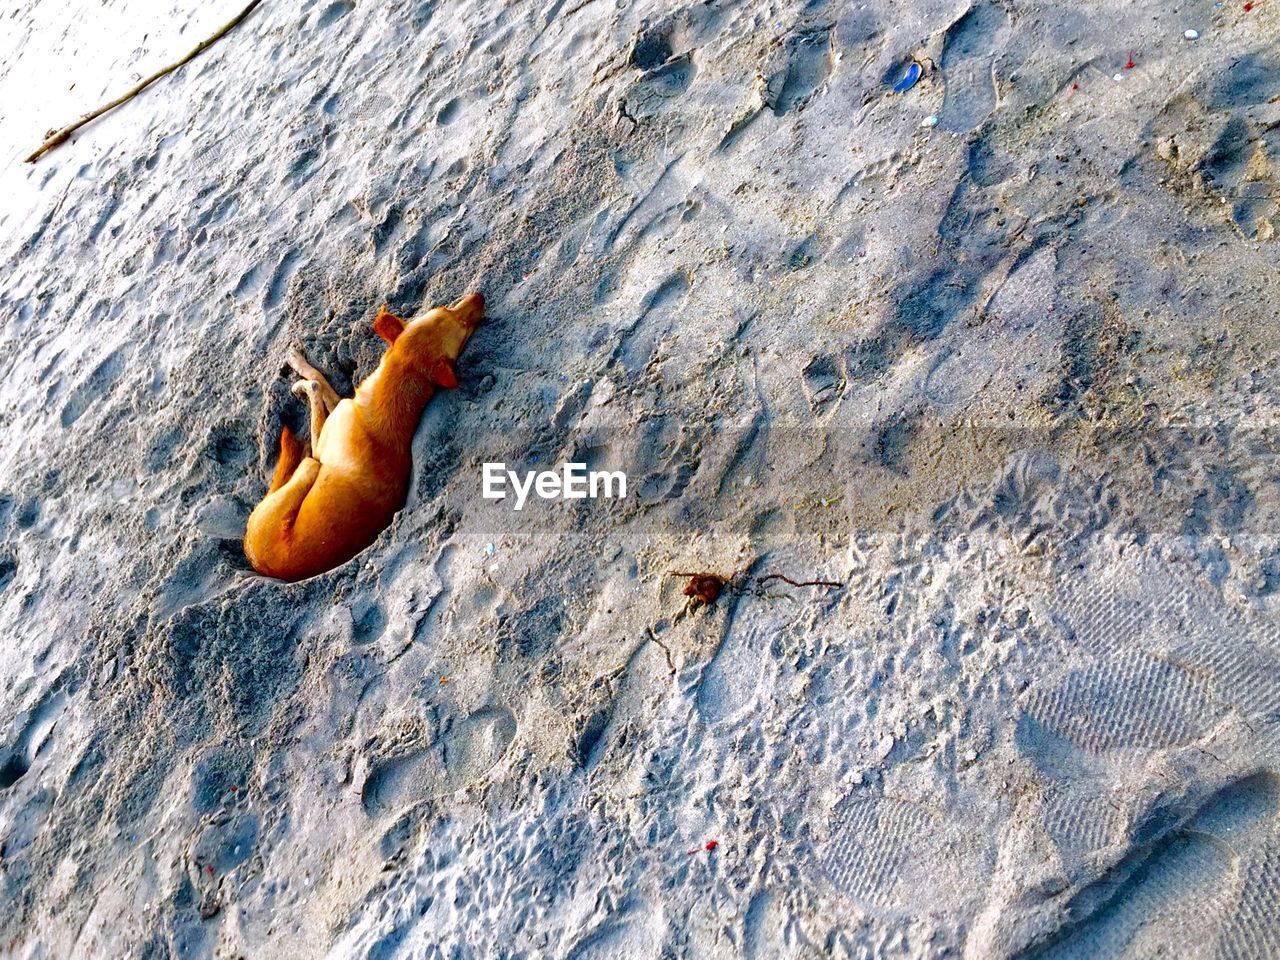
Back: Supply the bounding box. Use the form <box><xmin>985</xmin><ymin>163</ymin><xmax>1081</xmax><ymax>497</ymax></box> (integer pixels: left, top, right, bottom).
<box><xmin>25</xmin><ymin>0</ymin><xmax>264</xmax><ymax>164</ymax></box>
<box><xmin>756</xmin><ymin>573</ymin><xmax>843</xmax><ymax>589</ymax></box>
<box><xmin>645</xmin><ymin>627</ymin><xmax>676</xmax><ymax>674</ymax></box>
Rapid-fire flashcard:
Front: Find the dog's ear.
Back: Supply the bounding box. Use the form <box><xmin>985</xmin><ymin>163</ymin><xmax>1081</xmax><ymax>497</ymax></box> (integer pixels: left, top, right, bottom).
<box><xmin>429</xmin><ymin>358</ymin><xmax>458</xmax><ymax>389</ymax></box>
<box><xmin>373</xmin><ymin>306</ymin><xmax>405</xmax><ymax>344</ymax></box>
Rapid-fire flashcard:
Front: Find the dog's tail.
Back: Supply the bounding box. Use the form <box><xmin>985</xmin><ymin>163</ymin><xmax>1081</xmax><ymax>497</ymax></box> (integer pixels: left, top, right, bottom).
<box><xmin>269</xmin><ymin>425</ymin><xmax>305</xmax><ymax>493</ymax></box>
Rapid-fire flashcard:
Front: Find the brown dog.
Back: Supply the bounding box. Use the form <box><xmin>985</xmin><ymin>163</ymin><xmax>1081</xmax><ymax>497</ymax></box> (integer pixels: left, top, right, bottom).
<box><xmin>244</xmin><ymin>293</ymin><xmax>484</xmax><ymax>581</ymax></box>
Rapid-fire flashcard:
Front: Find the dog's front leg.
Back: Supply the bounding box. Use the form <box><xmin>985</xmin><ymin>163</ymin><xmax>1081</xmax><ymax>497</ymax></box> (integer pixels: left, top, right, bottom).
<box><xmin>292</xmin><ymin>380</ymin><xmax>329</xmax><ymax>450</ymax></box>
<box><xmin>287</xmin><ymin>345</ymin><xmax>342</xmax><ymax>412</ymax></box>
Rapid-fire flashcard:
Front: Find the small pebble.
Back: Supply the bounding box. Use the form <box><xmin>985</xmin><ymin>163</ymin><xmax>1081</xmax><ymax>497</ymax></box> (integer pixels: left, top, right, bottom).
<box><xmin>1113</xmin><ymin>73</ymin><xmax>1124</xmax><ymax>81</ymax></box>
<box><xmin>1184</xmin><ymin>28</ymin><xmax>1200</xmax><ymax>39</ymax></box>
<box><xmin>485</xmin><ymin>542</ymin><xmax>495</xmax><ymax>555</ymax></box>
<box><xmin>921</xmin><ymin>115</ymin><xmax>939</xmax><ymax>128</ymax></box>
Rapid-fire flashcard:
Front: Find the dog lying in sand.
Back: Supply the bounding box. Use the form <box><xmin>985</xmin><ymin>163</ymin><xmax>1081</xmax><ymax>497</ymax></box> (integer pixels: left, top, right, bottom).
<box><xmin>244</xmin><ymin>293</ymin><xmax>484</xmax><ymax>581</ymax></box>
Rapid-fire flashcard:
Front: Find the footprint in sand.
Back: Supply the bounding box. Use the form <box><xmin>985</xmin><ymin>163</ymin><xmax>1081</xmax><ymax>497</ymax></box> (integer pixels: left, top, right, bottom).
<box><xmin>0</xmin><ymin>688</ymin><xmax>67</xmax><ymax>791</ymax></box>
<box><xmin>938</xmin><ymin>3</ymin><xmax>1007</xmax><ymax>133</ymax></box>
<box><xmin>1042</xmin><ymin>774</ymin><xmax>1280</xmax><ymax>958</ymax></box>
<box><xmin>815</xmin><ymin>795</ymin><xmax>993</xmax><ymax>916</ymax></box>
<box><xmin>360</xmin><ymin>706</ymin><xmax>517</xmax><ymax>814</ymax></box>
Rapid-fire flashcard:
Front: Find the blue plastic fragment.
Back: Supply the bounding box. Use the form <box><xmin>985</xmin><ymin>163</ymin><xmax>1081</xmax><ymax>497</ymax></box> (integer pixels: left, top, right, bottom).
<box><xmin>892</xmin><ymin>61</ymin><xmax>923</xmax><ymax>94</ymax></box>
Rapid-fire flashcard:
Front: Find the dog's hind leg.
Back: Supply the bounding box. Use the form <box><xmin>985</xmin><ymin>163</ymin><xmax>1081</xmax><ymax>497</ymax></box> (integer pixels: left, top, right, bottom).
<box><xmin>260</xmin><ymin>457</ymin><xmax>320</xmax><ymax>527</ymax></box>
<box><xmin>292</xmin><ymin>379</ymin><xmax>329</xmax><ymax>450</ymax></box>
<box><xmin>244</xmin><ymin>456</ymin><xmax>322</xmax><ymax>577</ymax></box>
<box><xmin>268</xmin><ymin>425</ymin><xmax>306</xmax><ymax>493</ymax></box>
<box><xmin>287</xmin><ymin>344</ymin><xmax>342</xmax><ymax>412</ymax></box>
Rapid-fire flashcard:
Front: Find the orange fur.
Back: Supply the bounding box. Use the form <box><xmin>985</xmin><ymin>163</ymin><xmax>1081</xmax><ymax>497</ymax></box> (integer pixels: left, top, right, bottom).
<box><xmin>244</xmin><ymin>292</ymin><xmax>484</xmax><ymax>581</ymax></box>
<box><xmin>268</xmin><ymin>425</ymin><xmax>305</xmax><ymax>494</ymax></box>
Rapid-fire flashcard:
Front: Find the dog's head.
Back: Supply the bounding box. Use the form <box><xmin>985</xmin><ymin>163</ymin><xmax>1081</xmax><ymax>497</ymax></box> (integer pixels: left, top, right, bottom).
<box><xmin>374</xmin><ymin>292</ymin><xmax>484</xmax><ymax>388</ymax></box>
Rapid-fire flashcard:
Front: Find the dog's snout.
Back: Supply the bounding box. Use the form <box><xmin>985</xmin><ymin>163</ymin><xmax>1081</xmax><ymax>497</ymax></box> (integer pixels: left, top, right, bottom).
<box><xmin>452</xmin><ymin>292</ymin><xmax>485</xmax><ymax>325</ymax></box>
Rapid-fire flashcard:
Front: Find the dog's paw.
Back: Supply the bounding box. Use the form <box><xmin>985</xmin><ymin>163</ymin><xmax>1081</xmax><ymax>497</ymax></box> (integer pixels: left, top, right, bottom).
<box><xmin>291</xmin><ymin>379</ymin><xmax>321</xmax><ymax>402</ymax></box>
<box><xmin>285</xmin><ymin>343</ymin><xmax>312</xmax><ymax>375</ymax></box>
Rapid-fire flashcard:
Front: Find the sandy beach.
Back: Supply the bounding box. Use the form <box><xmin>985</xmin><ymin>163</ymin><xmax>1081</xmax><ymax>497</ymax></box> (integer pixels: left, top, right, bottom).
<box><xmin>0</xmin><ymin>0</ymin><xmax>1278</xmax><ymax>955</ymax></box>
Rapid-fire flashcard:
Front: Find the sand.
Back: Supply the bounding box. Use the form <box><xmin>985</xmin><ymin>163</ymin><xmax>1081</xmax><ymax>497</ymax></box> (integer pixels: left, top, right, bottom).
<box><xmin>0</xmin><ymin>0</ymin><xmax>1278</xmax><ymax>956</ymax></box>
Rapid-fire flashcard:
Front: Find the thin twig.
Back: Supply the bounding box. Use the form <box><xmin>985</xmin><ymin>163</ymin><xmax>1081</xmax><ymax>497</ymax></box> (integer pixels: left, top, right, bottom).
<box><xmin>25</xmin><ymin>0</ymin><xmax>264</xmax><ymax>163</ymax></box>
<box><xmin>756</xmin><ymin>573</ymin><xmax>843</xmax><ymax>589</ymax></box>
<box><xmin>646</xmin><ymin>627</ymin><xmax>676</xmax><ymax>674</ymax></box>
